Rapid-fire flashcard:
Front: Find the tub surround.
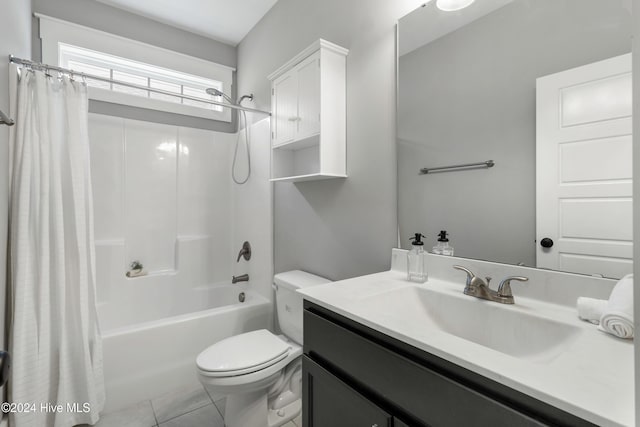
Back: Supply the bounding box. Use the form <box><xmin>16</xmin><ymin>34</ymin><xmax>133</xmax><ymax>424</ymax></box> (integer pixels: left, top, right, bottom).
<box><xmin>90</xmin><ymin>115</ymin><xmax>275</xmax><ymax>412</ymax></box>
<box><xmin>298</xmin><ymin>249</ymin><xmax>633</xmax><ymax>427</ymax></box>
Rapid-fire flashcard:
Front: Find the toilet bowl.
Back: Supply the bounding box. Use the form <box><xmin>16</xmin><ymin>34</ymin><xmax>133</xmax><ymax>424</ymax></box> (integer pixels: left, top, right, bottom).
<box><xmin>196</xmin><ymin>270</ymin><xmax>331</xmax><ymax>427</ymax></box>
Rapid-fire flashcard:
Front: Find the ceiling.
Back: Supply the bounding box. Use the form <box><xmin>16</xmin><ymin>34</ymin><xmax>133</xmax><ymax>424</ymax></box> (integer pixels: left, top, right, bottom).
<box><xmin>94</xmin><ymin>0</ymin><xmax>279</xmax><ymax>46</ymax></box>
<box><xmin>399</xmin><ymin>0</ymin><xmax>514</xmax><ymax>57</ymax></box>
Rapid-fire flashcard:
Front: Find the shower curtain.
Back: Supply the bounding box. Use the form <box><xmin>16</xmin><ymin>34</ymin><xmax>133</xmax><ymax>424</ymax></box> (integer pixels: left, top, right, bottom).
<box><xmin>8</xmin><ymin>70</ymin><xmax>104</xmax><ymax>426</ymax></box>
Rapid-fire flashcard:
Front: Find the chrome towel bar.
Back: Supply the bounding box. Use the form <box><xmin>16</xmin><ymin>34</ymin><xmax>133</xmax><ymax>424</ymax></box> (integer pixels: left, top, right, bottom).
<box><xmin>420</xmin><ymin>160</ymin><xmax>495</xmax><ymax>175</ymax></box>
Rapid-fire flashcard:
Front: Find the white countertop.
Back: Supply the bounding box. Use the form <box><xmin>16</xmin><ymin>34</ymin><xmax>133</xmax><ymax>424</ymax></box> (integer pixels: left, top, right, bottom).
<box><xmin>298</xmin><ymin>269</ymin><xmax>634</xmax><ymax>427</ymax></box>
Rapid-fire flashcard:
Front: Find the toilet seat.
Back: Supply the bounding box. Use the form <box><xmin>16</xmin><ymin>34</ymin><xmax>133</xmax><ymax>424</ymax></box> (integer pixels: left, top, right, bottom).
<box><xmin>197</xmin><ymin>330</ymin><xmax>292</xmax><ymax>377</ymax></box>
<box><xmin>198</xmin><ymin>334</ymin><xmax>302</xmax><ymax>396</ymax></box>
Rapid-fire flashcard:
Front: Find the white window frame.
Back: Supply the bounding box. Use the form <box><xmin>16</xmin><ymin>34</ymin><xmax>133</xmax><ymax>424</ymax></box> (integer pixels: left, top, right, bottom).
<box><xmin>38</xmin><ymin>14</ymin><xmax>234</xmax><ymax>122</ymax></box>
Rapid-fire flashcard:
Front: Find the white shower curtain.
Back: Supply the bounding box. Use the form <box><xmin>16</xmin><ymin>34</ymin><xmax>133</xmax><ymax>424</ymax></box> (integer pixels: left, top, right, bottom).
<box><xmin>8</xmin><ymin>70</ymin><xmax>105</xmax><ymax>426</ymax></box>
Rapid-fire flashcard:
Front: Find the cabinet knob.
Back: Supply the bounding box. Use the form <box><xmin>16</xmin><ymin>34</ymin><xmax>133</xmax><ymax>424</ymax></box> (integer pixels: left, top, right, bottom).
<box><xmin>288</xmin><ymin>116</ymin><xmax>301</xmax><ymax>122</ymax></box>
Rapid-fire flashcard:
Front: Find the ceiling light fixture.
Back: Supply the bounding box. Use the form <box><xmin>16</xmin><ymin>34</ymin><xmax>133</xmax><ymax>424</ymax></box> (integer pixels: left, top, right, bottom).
<box><xmin>436</xmin><ymin>0</ymin><xmax>476</xmax><ymax>11</ymax></box>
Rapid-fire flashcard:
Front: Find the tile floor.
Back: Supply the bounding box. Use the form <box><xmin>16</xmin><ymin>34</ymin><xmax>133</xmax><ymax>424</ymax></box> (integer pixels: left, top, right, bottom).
<box><xmin>84</xmin><ymin>384</ymin><xmax>303</xmax><ymax>427</ymax></box>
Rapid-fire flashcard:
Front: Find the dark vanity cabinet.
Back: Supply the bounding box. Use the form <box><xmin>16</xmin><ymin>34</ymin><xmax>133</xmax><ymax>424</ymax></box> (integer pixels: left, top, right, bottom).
<box><xmin>303</xmin><ymin>357</ymin><xmax>399</xmax><ymax>427</ymax></box>
<box><xmin>302</xmin><ymin>301</ymin><xmax>596</xmax><ymax>427</ymax></box>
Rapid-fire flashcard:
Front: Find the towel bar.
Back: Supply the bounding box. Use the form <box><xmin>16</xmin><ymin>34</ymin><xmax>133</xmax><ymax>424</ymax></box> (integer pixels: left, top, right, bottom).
<box><xmin>420</xmin><ymin>160</ymin><xmax>494</xmax><ymax>175</ymax></box>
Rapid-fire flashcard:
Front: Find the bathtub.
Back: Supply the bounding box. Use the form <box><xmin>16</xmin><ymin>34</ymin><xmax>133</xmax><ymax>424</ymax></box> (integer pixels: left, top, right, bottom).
<box><xmin>99</xmin><ymin>284</ymin><xmax>272</xmax><ymax>412</ymax></box>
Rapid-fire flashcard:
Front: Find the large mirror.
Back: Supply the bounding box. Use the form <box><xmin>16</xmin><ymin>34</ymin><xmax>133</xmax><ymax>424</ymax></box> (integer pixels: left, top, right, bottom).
<box><xmin>397</xmin><ymin>0</ymin><xmax>632</xmax><ymax>278</ymax></box>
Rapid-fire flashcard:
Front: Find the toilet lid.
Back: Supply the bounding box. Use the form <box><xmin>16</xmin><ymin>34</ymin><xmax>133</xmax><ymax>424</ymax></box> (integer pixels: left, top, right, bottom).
<box><xmin>197</xmin><ymin>330</ymin><xmax>290</xmax><ymax>376</ymax></box>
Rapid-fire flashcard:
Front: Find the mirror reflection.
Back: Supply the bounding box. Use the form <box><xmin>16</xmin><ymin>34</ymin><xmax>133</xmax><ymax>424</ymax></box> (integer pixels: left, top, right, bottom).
<box><xmin>397</xmin><ymin>0</ymin><xmax>632</xmax><ymax>278</ymax></box>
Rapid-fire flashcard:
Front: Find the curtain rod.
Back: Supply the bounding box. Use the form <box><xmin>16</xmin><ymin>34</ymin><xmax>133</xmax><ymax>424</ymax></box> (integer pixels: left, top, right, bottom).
<box><xmin>8</xmin><ymin>55</ymin><xmax>271</xmax><ymax>116</ymax></box>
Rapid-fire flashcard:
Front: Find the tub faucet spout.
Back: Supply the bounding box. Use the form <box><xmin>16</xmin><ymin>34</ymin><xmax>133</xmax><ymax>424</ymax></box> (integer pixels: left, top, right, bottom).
<box><xmin>232</xmin><ymin>274</ymin><xmax>249</xmax><ymax>284</ymax></box>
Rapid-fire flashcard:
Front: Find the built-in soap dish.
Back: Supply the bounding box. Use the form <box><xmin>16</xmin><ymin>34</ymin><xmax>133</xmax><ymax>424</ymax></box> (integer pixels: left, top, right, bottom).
<box><xmin>126</xmin><ymin>260</ymin><xmax>147</xmax><ymax>278</ymax></box>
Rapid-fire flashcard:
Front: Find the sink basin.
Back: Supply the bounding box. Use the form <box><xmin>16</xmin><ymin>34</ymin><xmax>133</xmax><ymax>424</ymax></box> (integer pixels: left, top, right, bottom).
<box><xmin>356</xmin><ymin>286</ymin><xmax>582</xmax><ymax>363</ymax></box>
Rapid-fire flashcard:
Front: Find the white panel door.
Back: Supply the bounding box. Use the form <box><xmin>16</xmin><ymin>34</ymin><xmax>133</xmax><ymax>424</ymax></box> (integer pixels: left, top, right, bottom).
<box><xmin>536</xmin><ymin>54</ymin><xmax>632</xmax><ymax>278</ymax></box>
<box><xmin>296</xmin><ymin>52</ymin><xmax>321</xmax><ymax>140</ymax></box>
<box><xmin>272</xmin><ymin>71</ymin><xmax>298</xmax><ymax>146</ymax></box>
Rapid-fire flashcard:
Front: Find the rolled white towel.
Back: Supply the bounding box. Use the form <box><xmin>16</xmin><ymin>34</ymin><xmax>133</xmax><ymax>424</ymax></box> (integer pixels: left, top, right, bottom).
<box><xmin>576</xmin><ymin>297</ymin><xmax>607</xmax><ymax>324</ymax></box>
<box><xmin>598</xmin><ymin>274</ymin><xmax>634</xmax><ymax>339</ymax></box>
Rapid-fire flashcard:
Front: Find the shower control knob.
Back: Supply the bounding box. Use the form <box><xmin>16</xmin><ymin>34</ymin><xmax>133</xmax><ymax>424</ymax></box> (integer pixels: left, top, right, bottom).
<box><xmin>540</xmin><ymin>238</ymin><xmax>554</xmax><ymax>248</ymax></box>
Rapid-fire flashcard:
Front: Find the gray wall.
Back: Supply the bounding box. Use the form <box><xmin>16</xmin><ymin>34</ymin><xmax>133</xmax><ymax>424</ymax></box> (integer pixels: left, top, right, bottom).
<box><xmin>32</xmin><ymin>0</ymin><xmax>239</xmax><ymax>132</ymax></box>
<box><xmin>0</xmin><ymin>0</ymin><xmax>32</xmax><ymax>349</ymax></box>
<box><xmin>237</xmin><ymin>0</ymin><xmax>423</xmax><ymax>280</ymax></box>
<box><xmin>398</xmin><ymin>0</ymin><xmax>631</xmax><ymax>267</ymax></box>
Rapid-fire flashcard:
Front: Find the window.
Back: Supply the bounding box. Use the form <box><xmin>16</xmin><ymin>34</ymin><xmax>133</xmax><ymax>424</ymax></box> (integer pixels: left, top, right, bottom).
<box><xmin>38</xmin><ymin>14</ymin><xmax>234</xmax><ymax>122</ymax></box>
<box><xmin>59</xmin><ymin>44</ymin><xmax>224</xmax><ymax>112</ymax></box>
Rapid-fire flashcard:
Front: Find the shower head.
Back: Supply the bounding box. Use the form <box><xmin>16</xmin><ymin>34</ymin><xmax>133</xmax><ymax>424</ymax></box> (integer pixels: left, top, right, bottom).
<box><xmin>206</xmin><ymin>88</ymin><xmax>254</xmax><ymax>106</ymax></box>
<box><xmin>205</xmin><ymin>87</ymin><xmax>224</xmax><ymax>97</ymax></box>
<box><xmin>206</xmin><ymin>87</ymin><xmax>234</xmax><ymax>104</ymax></box>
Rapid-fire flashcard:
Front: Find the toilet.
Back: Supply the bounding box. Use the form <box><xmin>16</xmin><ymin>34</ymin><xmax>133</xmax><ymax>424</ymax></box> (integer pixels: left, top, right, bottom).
<box><xmin>196</xmin><ymin>270</ymin><xmax>331</xmax><ymax>427</ymax></box>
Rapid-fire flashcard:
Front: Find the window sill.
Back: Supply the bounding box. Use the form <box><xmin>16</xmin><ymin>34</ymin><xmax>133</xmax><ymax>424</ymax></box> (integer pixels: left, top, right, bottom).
<box><xmin>88</xmin><ymin>87</ymin><xmax>232</xmax><ymax>122</ymax></box>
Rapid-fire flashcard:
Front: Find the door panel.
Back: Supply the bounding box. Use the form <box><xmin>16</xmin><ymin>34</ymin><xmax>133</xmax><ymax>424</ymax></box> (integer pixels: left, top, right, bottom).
<box><xmin>560</xmin><ymin>73</ymin><xmax>632</xmax><ymax>126</ymax></box>
<box><xmin>560</xmin><ymin>199</ymin><xmax>632</xmax><ymax>241</ymax></box>
<box><xmin>559</xmin><ymin>135</ymin><xmax>632</xmax><ymax>182</ymax></box>
<box><xmin>273</xmin><ymin>72</ymin><xmax>298</xmax><ymax>146</ymax></box>
<box><xmin>536</xmin><ymin>53</ymin><xmax>632</xmax><ymax>277</ymax></box>
<box><xmin>296</xmin><ymin>53</ymin><xmax>321</xmax><ymax>139</ymax></box>
<box><xmin>303</xmin><ymin>356</ymin><xmax>392</xmax><ymax>427</ymax></box>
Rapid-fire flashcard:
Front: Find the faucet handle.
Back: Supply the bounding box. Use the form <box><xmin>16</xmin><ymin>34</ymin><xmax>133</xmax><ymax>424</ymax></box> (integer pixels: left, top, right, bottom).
<box><xmin>236</xmin><ymin>241</ymin><xmax>252</xmax><ymax>263</ymax></box>
<box><xmin>453</xmin><ymin>265</ymin><xmax>475</xmax><ymax>286</ymax></box>
<box><xmin>497</xmin><ymin>276</ymin><xmax>529</xmax><ymax>298</ymax></box>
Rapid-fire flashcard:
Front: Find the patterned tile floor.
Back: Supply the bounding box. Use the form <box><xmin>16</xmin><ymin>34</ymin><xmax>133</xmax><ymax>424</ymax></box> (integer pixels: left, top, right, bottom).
<box><xmin>83</xmin><ymin>384</ymin><xmax>302</xmax><ymax>427</ymax></box>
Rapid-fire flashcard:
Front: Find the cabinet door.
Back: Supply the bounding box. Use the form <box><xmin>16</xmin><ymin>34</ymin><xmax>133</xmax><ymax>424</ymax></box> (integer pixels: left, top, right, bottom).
<box><xmin>272</xmin><ymin>71</ymin><xmax>298</xmax><ymax>146</ymax></box>
<box><xmin>303</xmin><ymin>356</ymin><xmax>392</xmax><ymax>427</ymax></box>
<box><xmin>296</xmin><ymin>53</ymin><xmax>321</xmax><ymax>139</ymax></box>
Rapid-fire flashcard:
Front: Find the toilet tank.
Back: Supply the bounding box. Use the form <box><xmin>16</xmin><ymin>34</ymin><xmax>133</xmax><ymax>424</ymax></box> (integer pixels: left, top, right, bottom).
<box><xmin>274</xmin><ymin>270</ymin><xmax>331</xmax><ymax>345</ymax></box>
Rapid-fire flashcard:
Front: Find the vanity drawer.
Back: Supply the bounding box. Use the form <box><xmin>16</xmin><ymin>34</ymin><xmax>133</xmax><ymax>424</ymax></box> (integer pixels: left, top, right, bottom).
<box><xmin>304</xmin><ymin>303</ymin><xmax>594</xmax><ymax>427</ymax></box>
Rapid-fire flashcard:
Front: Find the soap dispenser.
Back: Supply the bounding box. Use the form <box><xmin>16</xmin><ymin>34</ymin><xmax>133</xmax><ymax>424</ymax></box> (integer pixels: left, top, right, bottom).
<box><xmin>407</xmin><ymin>233</ymin><xmax>428</xmax><ymax>283</ymax></box>
<box><xmin>432</xmin><ymin>230</ymin><xmax>454</xmax><ymax>256</ymax></box>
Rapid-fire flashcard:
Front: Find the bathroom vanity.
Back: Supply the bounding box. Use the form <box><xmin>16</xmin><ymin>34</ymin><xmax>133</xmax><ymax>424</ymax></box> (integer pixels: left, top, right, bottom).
<box><xmin>304</xmin><ymin>302</ymin><xmax>591</xmax><ymax>427</ymax></box>
<box><xmin>299</xmin><ymin>251</ymin><xmax>634</xmax><ymax>427</ymax></box>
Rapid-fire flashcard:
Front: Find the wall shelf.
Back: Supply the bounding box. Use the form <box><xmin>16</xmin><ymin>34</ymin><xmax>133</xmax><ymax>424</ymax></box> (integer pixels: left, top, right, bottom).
<box><xmin>269</xmin><ymin>39</ymin><xmax>348</xmax><ymax>182</ymax></box>
<box><xmin>270</xmin><ymin>173</ymin><xmax>347</xmax><ymax>183</ymax></box>
<box><xmin>272</xmin><ymin>133</ymin><xmax>320</xmax><ymax>151</ymax></box>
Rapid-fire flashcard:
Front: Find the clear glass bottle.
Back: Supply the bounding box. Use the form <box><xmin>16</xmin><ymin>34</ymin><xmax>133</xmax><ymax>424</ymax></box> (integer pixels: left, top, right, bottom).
<box><xmin>407</xmin><ymin>233</ymin><xmax>428</xmax><ymax>283</ymax></box>
<box><xmin>432</xmin><ymin>230</ymin><xmax>454</xmax><ymax>256</ymax></box>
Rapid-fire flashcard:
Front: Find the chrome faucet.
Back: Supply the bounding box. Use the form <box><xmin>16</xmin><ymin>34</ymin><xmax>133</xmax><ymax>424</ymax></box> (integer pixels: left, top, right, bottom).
<box><xmin>453</xmin><ymin>265</ymin><xmax>528</xmax><ymax>304</ymax></box>
<box><xmin>232</xmin><ymin>274</ymin><xmax>249</xmax><ymax>284</ymax></box>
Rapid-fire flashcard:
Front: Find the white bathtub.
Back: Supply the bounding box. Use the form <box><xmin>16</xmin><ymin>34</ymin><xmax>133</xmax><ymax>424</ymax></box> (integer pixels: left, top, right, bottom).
<box><xmin>99</xmin><ymin>284</ymin><xmax>272</xmax><ymax>412</ymax></box>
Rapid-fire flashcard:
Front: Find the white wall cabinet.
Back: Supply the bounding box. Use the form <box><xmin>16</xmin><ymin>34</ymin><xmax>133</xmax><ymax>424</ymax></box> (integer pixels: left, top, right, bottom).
<box><xmin>268</xmin><ymin>39</ymin><xmax>348</xmax><ymax>182</ymax></box>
